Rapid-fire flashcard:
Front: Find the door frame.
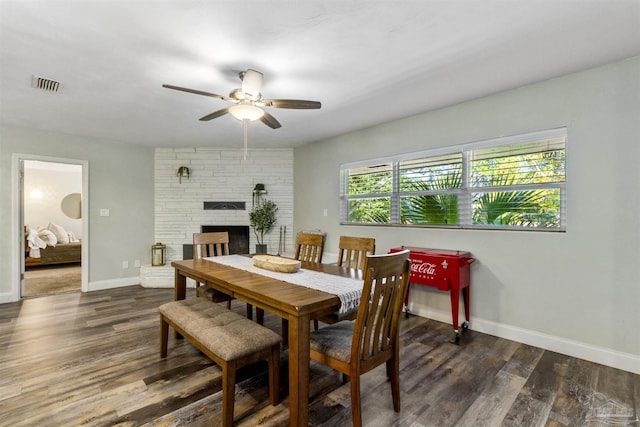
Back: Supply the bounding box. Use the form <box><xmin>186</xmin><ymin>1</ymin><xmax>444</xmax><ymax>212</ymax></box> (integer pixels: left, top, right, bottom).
<box><xmin>11</xmin><ymin>153</ymin><xmax>89</xmax><ymax>301</ymax></box>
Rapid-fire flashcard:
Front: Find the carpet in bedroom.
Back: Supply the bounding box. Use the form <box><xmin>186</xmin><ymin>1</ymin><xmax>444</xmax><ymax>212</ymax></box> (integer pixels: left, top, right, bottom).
<box><xmin>24</xmin><ymin>264</ymin><xmax>81</xmax><ymax>297</ymax></box>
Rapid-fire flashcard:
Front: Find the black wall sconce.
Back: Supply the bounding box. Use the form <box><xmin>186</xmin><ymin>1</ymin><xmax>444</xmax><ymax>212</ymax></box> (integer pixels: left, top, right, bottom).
<box><xmin>252</xmin><ymin>183</ymin><xmax>267</xmax><ymax>206</ymax></box>
<box><xmin>177</xmin><ymin>166</ymin><xmax>190</xmax><ymax>184</ymax></box>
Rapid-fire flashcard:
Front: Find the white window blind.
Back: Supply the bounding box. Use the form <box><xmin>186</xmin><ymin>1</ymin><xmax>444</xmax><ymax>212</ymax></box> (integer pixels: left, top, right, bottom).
<box><xmin>340</xmin><ymin>128</ymin><xmax>566</xmax><ymax>231</ymax></box>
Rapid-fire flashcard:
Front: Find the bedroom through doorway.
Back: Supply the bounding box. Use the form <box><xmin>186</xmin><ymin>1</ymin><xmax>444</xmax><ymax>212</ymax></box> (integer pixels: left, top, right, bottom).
<box><xmin>22</xmin><ymin>160</ymin><xmax>83</xmax><ymax>298</ymax></box>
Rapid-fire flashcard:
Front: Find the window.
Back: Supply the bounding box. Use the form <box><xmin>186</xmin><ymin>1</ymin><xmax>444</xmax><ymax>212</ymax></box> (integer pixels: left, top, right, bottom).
<box><xmin>399</xmin><ymin>152</ymin><xmax>462</xmax><ymax>226</ymax></box>
<box><xmin>344</xmin><ymin>163</ymin><xmax>393</xmax><ymax>223</ymax></box>
<box><xmin>340</xmin><ymin>128</ymin><xmax>566</xmax><ymax>231</ymax></box>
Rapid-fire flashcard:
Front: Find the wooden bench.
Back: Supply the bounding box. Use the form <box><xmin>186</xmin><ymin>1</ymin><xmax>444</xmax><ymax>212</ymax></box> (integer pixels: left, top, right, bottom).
<box><xmin>159</xmin><ymin>298</ymin><xmax>281</xmax><ymax>426</ymax></box>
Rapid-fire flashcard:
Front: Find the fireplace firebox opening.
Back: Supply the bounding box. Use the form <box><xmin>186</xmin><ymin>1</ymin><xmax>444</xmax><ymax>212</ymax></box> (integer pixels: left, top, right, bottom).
<box><xmin>182</xmin><ymin>225</ymin><xmax>250</xmax><ymax>259</ymax></box>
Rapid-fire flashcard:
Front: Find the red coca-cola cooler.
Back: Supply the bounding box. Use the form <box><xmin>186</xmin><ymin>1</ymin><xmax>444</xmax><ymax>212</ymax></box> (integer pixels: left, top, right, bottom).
<box><xmin>389</xmin><ymin>246</ymin><xmax>475</xmax><ymax>343</ymax></box>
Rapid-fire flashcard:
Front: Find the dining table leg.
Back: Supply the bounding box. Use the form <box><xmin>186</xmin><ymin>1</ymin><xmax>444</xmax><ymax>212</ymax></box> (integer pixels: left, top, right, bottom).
<box><xmin>287</xmin><ymin>313</ymin><xmax>310</xmax><ymax>426</ymax></box>
<box><xmin>281</xmin><ymin>318</ymin><xmax>289</xmax><ymax>346</ymax></box>
<box><xmin>173</xmin><ymin>270</ymin><xmax>186</xmax><ymax>339</ymax></box>
<box><xmin>174</xmin><ymin>269</ymin><xmax>186</xmax><ymax>301</ymax></box>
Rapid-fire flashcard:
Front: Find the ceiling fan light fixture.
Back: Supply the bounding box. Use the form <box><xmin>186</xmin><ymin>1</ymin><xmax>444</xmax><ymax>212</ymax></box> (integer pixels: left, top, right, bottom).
<box><xmin>229</xmin><ymin>104</ymin><xmax>265</xmax><ymax>121</ymax></box>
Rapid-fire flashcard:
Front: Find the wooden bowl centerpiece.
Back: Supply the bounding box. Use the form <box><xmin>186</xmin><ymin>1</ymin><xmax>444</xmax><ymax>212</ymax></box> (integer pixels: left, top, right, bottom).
<box><xmin>253</xmin><ymin>255</ymin><xmax>301</xmax><ymax>273</ymax></box>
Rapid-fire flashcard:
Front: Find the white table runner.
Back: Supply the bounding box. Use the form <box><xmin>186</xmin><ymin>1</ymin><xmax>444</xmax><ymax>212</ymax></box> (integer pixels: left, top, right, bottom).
<box><xmin>204</xmin><ymin>255</ymin><xmax>363</xmax><ymax>314</ymax></box>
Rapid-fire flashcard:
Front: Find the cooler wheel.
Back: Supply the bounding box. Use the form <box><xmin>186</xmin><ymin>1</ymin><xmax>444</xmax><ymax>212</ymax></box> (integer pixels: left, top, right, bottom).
<box><xmin>453</xmin><ymin>322</ymin><xmax>469</xmax><ymax>344</ymax></box>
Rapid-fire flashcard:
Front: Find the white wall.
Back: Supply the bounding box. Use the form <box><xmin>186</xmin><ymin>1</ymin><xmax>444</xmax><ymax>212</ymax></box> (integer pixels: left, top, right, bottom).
<box><xmin>155</xmin><ymin>147</ymin><xmax>294</xmax><ymax>261</ymax></box>
<box><xmin>0</xmin><ymin>127</ymin><xmax>155</xmax><ymax>300</ymax></box>
<box><xmin>294</xmin><ymin>57</ymin><xmax>640</xmax><ymax>373</ymax></box>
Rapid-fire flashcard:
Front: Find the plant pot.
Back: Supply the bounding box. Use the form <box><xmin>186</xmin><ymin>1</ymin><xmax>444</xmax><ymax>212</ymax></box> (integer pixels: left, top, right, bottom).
<box><xmin>255</xmin><ymin>244</ymin><xmax>268</xmax><ymax>254</ymax></box>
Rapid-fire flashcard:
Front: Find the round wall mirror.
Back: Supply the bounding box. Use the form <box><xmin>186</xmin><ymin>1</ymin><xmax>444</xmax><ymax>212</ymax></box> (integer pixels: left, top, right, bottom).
<box><xmin>61</xmin><ymin>193</ymin><xmax>82</xmax><ymax>219</ymax></box>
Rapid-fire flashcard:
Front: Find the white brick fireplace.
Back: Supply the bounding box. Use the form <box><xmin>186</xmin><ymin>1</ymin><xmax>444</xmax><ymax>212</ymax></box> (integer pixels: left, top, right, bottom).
<box><xmin>154</xmin><ymin>147</ymin><xmax>294</xmax><ymax>263</ymax></box>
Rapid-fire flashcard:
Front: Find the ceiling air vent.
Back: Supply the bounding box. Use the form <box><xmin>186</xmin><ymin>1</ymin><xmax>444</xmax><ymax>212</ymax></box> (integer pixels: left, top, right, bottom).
<box><xmin>31</xmin><ymin>75</ymin><xmax>62</xmax><ymax>92</ymax></box>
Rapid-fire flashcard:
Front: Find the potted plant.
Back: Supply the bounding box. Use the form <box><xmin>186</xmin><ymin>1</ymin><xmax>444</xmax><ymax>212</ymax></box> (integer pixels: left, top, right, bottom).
<box><xmin>249</xmin><ymin>199</ymin><xmax>278</xmax><ymax>253</ymax></box>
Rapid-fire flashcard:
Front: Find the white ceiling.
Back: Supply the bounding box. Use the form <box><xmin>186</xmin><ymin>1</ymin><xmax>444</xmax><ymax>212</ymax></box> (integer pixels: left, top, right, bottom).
<box><xmin>1</xmin><ymin>1</ymin><xmax>639</xmax><ymax>149</ymax></box>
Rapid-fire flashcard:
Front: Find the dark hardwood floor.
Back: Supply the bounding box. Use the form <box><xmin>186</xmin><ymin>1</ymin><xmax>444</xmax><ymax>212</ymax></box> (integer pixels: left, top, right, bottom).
<box><xmin>0</xmin><ymin>286</ymin><xmax>637</xmax><ymax>426</ymax></box>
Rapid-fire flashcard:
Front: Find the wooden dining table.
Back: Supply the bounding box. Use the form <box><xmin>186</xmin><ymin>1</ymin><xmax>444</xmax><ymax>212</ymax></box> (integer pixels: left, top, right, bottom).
<box><xmin>171</xmin><ymin>257</ymin><xmax>362</xmax><ymax>427</ymax></box>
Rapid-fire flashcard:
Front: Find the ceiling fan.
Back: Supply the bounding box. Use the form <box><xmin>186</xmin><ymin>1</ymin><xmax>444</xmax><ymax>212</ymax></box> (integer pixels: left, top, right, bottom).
<box><xmin>162</xmin><ymin>69</ymin><xmax>321</xmax><ymax>129</ymax></box>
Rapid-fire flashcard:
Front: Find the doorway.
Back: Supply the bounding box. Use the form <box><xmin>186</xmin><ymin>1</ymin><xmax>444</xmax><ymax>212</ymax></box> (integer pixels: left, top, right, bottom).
<box><xmin>16</xmin><ymin>155</ymin><xmax>88</xmax><ymax>299</ymax></box>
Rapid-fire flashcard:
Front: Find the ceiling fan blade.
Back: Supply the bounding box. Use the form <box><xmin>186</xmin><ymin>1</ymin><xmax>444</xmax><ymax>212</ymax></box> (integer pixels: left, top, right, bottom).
<box><xmin>263</xmin><ymin>99</ymin><xmax>321</xmax><ymax>109</ymax></box>
<box><xmin>260</xmin><ymin>112</ymin><xmax>282</xmax><ymax>129</ymax></box>
<box><xmin>199</xmin><ymin>107</ymin><xmax>231</xmax><ymax>121</ymax></box>
<box><xmin>163</xmin><ymin>84</ymin><xmax>232</xmax><ymax>101</ymax></box>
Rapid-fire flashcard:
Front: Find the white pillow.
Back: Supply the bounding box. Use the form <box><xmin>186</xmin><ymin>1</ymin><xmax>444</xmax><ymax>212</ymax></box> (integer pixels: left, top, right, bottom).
<box><xmin>48</xmin><ymin>222</ymin><xmax>69</xmax><ymax>244</ymax></box>
<box><xmin>38</xmin><ymin>229</ymin><xmax>58</xmax><ymax>246</ymax></box>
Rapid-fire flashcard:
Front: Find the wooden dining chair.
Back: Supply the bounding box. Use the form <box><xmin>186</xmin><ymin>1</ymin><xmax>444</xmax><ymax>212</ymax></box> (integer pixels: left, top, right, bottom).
<box><xmin>337</xmin><ymin>235</ymin><xmax>375</xmax><ymax>270</ymax></box>
<box><xmin>309</xmin><ymin>249</ymin><xmax>410</xmax><ymax>427</ymax></box>
<box><xmin>278</xmin><ymin>231</ymin><xmax>326</xmax><ymax>344</ymax></box>
<box><xmin>193</xmin><ymin>232</ymin><xmax>256</xmax><ymax>320</ymax></box>
<box><xmin>193</xmin><ymin>232</ymin><xmax>233</xmax><ymax>309</ymax></box>
<box><xmin>312</xmin><ymin>235</ymin><xmax>375</xmax><ymax>330</ymax></box>
<box><xmin>294</xmin><ymin>231</ymin><xmax>325</xmax><ymax>263</ymax></box>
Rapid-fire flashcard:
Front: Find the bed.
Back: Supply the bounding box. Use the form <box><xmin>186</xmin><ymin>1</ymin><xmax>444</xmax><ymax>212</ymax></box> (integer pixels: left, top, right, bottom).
<box><xmin>25</xmin><ymin>224</ymin><xmax>82</xmax><ymax>267</ymax></box>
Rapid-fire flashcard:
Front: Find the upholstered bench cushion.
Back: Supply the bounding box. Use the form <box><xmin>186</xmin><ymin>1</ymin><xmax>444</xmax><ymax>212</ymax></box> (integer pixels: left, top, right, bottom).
<box><xmin>159</xmin><ymin>299</ymin><xmax>281</xmax><ymax>361</ymax></box>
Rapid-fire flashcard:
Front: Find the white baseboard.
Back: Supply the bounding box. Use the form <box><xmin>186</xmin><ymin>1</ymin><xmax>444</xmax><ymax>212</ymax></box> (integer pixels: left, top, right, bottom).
<box><xmin>138</xmin><ymin>265</ymin><xmax>196</xmax><ymax>288</ymax></box>
<box><xmin>139</xmin><ymin>278</ymin><xmax>197</xmax><ymax>289</ymax></box>
<box><xmin>89</xmin><ymin>276</ymin><xmax>196</xmax><ymax>290</ymax></box>
<box><xmin>408</xmin><ymin>305</ymin><xmax>640</xmax><ymax>375</ymax></box>
<box><xmin>0</xmin><ymin>292</ymin><xmax>17</xmax><ymax>304</ymax></box>
<box><xmin>88</xmin><ymin>276</ymin><xmax>140</xmax><ymax>291</ymax></box>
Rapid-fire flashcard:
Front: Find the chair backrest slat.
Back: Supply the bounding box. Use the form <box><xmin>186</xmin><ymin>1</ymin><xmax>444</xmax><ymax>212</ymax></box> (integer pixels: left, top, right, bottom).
<box><xmin>337</xmin><ymin>236</ymin><xmax>375</xmax><ymax>271</ymax></box>
<box><xmin>351</xmin><ymin>250</ymin><xmax>410</xmax><ymax>363</ymax></box>
<box><xmin>294</xmin><ymin>232</ymin><xmax>324</xmax><ymax>263</ymax></box>
<box><xmin>193</xmin><ymin>232</ymin><xmax>230</xmax><ymax>259</ymax></box>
